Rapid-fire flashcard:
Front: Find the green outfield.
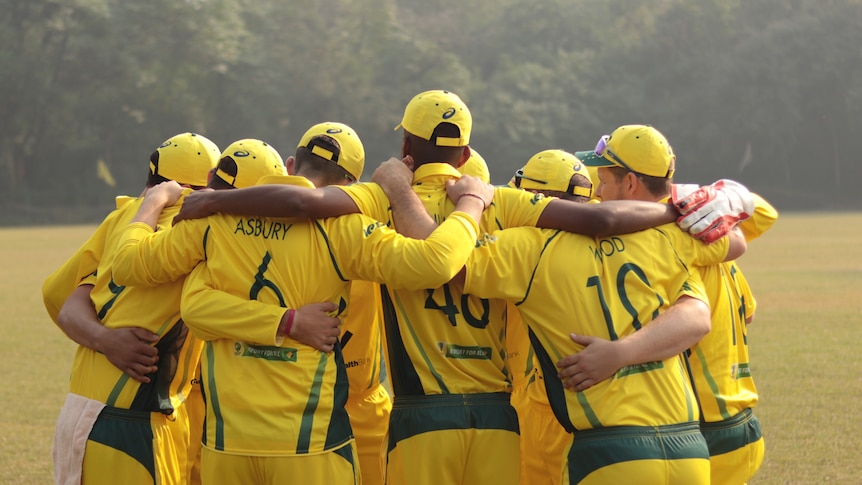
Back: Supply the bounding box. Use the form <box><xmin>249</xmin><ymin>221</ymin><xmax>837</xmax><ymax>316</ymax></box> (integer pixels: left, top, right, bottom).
<box><xmin>1</xmin><ymin>213</ymin><xmax>859</xmax><ymax>484</ymax></box>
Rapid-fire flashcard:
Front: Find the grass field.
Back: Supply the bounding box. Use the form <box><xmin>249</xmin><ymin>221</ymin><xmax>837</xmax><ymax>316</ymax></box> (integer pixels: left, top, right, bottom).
<box><xmin>1</xmin><ymin>213</ymin><xmax>859</xmax><ymax>484</ymax></box>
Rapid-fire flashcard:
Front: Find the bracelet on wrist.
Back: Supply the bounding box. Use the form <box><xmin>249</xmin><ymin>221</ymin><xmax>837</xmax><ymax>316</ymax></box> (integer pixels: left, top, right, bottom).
<box><xmin>458</xmin><ymin>193</ymin><xmax>487</xmax><ymax>209</ymax></box>
<box><xmin>279</xmin><ymin>309</ymin><xmax>296</xmax><ymax>337</ymax></box>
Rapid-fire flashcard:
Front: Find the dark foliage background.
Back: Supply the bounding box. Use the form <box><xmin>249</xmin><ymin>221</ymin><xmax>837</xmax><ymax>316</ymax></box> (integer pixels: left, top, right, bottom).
<box><xmin>2</xmin><ymin>0</ymin><xmax>860</xmax><ymax>224</ymax></box>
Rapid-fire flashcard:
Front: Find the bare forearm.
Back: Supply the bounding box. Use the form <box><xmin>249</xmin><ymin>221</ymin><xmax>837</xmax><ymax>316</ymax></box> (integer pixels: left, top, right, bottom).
<box><xmin>213</xmin><ymin>185</ymin><xmax>359</xmax><ymax>218</ymax></box>
<box><xmin>537</xmin><ymin>199</ymin><xmax>678</xmax><ymax>237</ymax></box>
<box><xmin>616</xmin><ymin>296</ymin><xmax>710</xmax><ymax>365</ymax></box>
<box><xmin>132</xmin><ymin>197</ymin><xmax>169</xmax><ymax>230</ymax></box>
<box><xmin>57</xmin><ymin>285</ymin><xmax>107</xmax><ymax>350</ymax></box>
<box><xmin>388</xmin><ymin>184</ymin><xmax>437</xmax><ymax>239</ymax></box>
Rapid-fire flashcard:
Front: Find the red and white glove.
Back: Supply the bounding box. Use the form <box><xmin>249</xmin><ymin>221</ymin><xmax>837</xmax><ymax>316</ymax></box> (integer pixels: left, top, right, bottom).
<box><xmin>671</xmin><ymin>180</ymin><xmax>754</xmax><ymax>244</ymax></box>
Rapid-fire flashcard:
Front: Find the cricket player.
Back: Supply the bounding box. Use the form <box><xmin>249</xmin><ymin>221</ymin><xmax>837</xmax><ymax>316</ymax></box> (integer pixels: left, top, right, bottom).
<box><xmin>42</xmin><ymin>132</ymin><xmax>221</xmax><ymax>485</ymax></box>
<box><xmin>570</xmin><ymin>123</ymin><xmax>773</xmax><ymax>483</ymax></box>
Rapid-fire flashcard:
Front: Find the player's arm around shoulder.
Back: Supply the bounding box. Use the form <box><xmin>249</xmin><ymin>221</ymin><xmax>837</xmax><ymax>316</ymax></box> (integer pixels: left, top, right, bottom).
<box><xmin>42</xmin><ymin>208</ymin><xmax>122</xmax><ymax>324</ymax></box>
<box><xmin>738</xmin><ymin>193</ymin><xmax>779</xmax><ymax>242</ymax></box>
<box><xmin>113</xmin><ymin>184</ymin><xmax>208</xmax><ymax>287</ymax></box>
<box><xmin>462</xmin><ymin>226</ymin><xmax>546</xmax><ymax>302</ymax></box>
<box><xmin>337</xmin><ymin>175</ymin><xmax>491</xmax><ymax>291</ymax></box>
<box><xmin>662</xmin><ymin>220</ymin><xmax>745</xmax><ymax>266</ymax></box>
<box><xmin>537</xmin><ymin>198</ymin><xmax>678</xmax><ymax>237</ymax></box>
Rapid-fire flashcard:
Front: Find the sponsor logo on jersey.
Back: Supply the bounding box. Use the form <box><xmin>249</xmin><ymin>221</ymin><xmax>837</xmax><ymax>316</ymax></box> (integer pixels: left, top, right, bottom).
<box><xmin>439</xmin><ymin>342</ymin><xmax>492</xmax><ymax>360</ymax></box>
<box><xmin>731</xmin><ymin>363</ymin><xmax>752</xmax><ymax>379</ymax></box>
<box><xmin>344</xmin><ymin>357</ymin><xmax>371</xmax><ymax>368</ymax></box>
<box><xmin>234</xmin><ymin>342</ymin><xmax>297</xmax><ymax>362</ymax></box>
<box><xmin>616</xmin><ymin>360</ymin><xmax>664</xmax><ymax>378</ymax></box>
<box><xmin>364</xmin><ymin>221</ymin><xmax>386</xmax><ymax>237</ymax></box>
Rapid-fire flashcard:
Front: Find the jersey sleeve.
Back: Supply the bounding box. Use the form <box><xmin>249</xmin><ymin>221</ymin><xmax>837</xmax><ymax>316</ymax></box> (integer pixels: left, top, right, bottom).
<box><xmin>730</xmin><ymin>262</ymin><xmax>757</xmax><ymax>321</ymax></box>
<box><xmin>335</xmin><ymin>182</ymin><xmax>392</xmax><ymax>222</ymax></box>
<box><xmin>332</xmin><ymin>211</ymin><xmax>479</xmax><ymax>291</ymax></box>
<box><xmin>738</xmin><ymin>193</ymin><xmax>779</xmax><ymax>242</ymax></box>
<box><xmin>463</xmin><ymin>227</ymin><xmax>545</xmax><ymax>301</ymax></box>
<box><xmin>180</xmin><ymin>263</ymin><xmax>286</xmax><ymax>345</ymax></box>
<box><xmin>41</xmin><ymin>210</ymin><xmax>118</xmax><ymax>323</ymax></box>
<box><xmin>677</xmin><ymin>269</ymin><xmax>709</xmax><ymax>306</ymax></box>
<box><xmin>493</xmin><ymin>186</ymin><xmax>553</xmax><ymax>229</ymax></box>
<box><xmin>656</xmin><ymin>222</ymin><xmax>730</xmax><ymax>267</ymax></box>
<box><xmin>112</xmin><ymin>219</ymin><xmax>208</xmax><ymax>287</ymax></box>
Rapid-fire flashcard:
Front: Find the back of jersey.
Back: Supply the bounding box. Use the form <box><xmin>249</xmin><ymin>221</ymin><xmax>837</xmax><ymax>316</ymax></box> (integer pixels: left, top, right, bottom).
<box><xmin>182</xmin><ymin>213</ymin><xmax>353</xmax><ymax>456</ymax></box>
<box><xmin>464</xmin><ymin>223</ymin><xmax>711</xmax><ymax>431</ymax></box>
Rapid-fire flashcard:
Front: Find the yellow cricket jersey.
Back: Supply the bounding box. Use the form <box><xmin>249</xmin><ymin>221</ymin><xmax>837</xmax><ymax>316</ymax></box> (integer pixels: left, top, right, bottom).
<box><xmin>336</xmin><ymin>163</ymin><xmax>553</xmax><ymax>396</ymax></box>
<box><xmin>688</xmin><ymin>196</ymin><xmax>776</xmax><ymax>421</ymax></box>
<box><xmin>463</xmin><ymin>222</ymin><xmax>729</xmax><ymax>430</ymax></box>
<box><xmin>505</xmin><ymin>302</ymin><xmax>536</xmax><ymax>393</ymax></box>
<box><xmin>342</xmin><ymin>281</ymin><xmax>388</xmax><ymax>394</ymax></box>
<box><xmin>114</xmin><ymin>175</ymin><xmax>479</xmax><ymax>456</ymax></box>
<box><xmin>42</xmin><ymin>195</ymin><xmax>201</xmax><ymax>412</ymax></box>
<box><xmin>689</xmin><ymin>261</ymin><xmax>758</xmax><ymax>422</ymax></box>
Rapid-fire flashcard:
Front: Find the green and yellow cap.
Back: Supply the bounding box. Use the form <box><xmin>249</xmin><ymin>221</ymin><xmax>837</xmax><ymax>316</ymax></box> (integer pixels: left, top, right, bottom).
<box><xmin>578</xmin><ymin>124</ymin><xmax>676</xmax><ymax>178</ymax></box>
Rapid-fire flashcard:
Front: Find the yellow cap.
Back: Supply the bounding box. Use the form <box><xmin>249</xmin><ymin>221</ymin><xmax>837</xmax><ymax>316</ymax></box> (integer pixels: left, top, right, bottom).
<box><xmin>513</xmin><ymin>149</ymin><xmax>592</xmax><ymax>198</ymax></box>
<box><xmin>394</xmin><ymin>90</ymin><xmax>471</xmax><ymax>147</ymax></box>
<box><xmin>214</xmin><ymin>139</ymin><xmax>286</xmax><ymax>188</ymax></box>
<box><xmin>579</xmin><ymin>125</ymin><xmax>676</xmax><ymax>178</ymax></box>
<box><xmin>152</xmin><ymin>133</ymin><xmax>220</xmax><ymax>187</ymax></box>
<box><xmin>457</xmin><ymin>149</ymin><xmax>490</xmax><ymax>183</ymax></box>
<box><xmin>297</xmin><ymin>122</ymin><xmax>365</xmax><ymax>181</ymax></box>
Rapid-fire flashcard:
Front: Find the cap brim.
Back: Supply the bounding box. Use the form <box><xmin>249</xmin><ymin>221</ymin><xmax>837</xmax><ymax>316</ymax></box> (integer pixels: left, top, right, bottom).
<box><xmin>575</xmin><ymin>151</ymin><xmax>615</xmax><ymax>168</ymax></box>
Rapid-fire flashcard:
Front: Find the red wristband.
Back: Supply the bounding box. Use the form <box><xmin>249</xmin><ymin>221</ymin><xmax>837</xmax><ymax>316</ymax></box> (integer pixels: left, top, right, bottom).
<box><xmin>280</xmin><ymin>309</ymin><xmax>296</xmax><ymax>337</ymax></box>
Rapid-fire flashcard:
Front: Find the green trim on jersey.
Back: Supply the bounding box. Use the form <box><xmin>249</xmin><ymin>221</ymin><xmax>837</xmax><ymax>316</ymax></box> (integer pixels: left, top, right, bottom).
<box><xmin>297</xmin><ymin>351</ymin><xmax>328</xmax><ymax>453</ymax></box>
<box><xmin>314</xmin><ymin>221</ymin><xmax>347</xmax><ymax>282</ymax></box>
<box><xmin>105</xmin><ymin>312</ymin><xmax>180</xmax><ymax>408</ymax></box>
<box><xmin>567</xmin><ymin>422</ymin><xmax>708</xmax><ymax>484</ymax></box>
<box><xmin>515</xmin><ymin>230</ymin><xmax>561</xmax><ymax>306</ymax></box>
<box><xmin>693</xmin><ymin>345</ymin><xmax>731</xmax><ymax>420</ymax></box>
<box><xmin>699</xmin><ymin>408</ymin><xmax>761</xmax><ymax>456</ymax></box>
<box><xmin>678</xmin><ymin>357</ymin><xmax>698</xmax><ymax>422</ymax></box>
<box><xmin>205</xmin><ymin>342</ymin><xmax>226</xmax><ymax>451</ymax></box>
<box><xmin>528</xmin><ymin>328</ymin><xmax>580</xmax><ymax>432</ymax></box>
<box><xmin>324</xmin><ymin>343</ymin><xmax>353</xmax><ymax>450</ymax></box>
<box><xmin>387</xmin><ymin>393</ymin><xmax>518</xmax><ymax>451</ymax></box>
<box><xmin>379</xmin><ymin>286</ymin><xmax>425</xmax><ymax>396</ymax></box>
<box><xmin>88</xmin><ymin>406</ymin><xmax>156</xmax><ymax>480</ymax></box>
<box><xmin>202</xmin><ymin>225</ymin><xmax>211</xmax><ymax>261</ymax></box>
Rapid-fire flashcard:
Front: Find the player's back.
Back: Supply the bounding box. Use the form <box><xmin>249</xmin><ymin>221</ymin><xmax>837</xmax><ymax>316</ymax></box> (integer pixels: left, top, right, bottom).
<box><xmin>180</xmin><ymin>210</ymin><xmax>357</xmax><ymax>455</ymax></box>
<box><xmin>339</xmin><ymin>164</ymin><xmax>551</xmax><ymax>396</ymax></box>
<box><xmin>465</xmin><ymin>222</ymin><xmax>721</xmax><ymax>430</ymax></box>
<box><xmin>689</xmin><ymin>261</ymin><xmax>758</xmax><ymax>420</ymax></box>
<box><xmin>67</xmin><ymin>197</ymin><xmax>197</xmax><ymax>411</ymax></box>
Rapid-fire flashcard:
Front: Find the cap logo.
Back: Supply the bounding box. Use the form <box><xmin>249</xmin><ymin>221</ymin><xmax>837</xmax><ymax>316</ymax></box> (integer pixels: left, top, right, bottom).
<box><xmin>573</xmin><ymin>161</ymin><xmax>583</xmax><ymax>171</ymax></box>
<box><xmin>326</xmin><ymin>128</ymin><xmax>343</xmax><ymax>134</ymax></box>
<box><xmin>442</xmin><ymin>107</ymin><xmax>457</xmax><ymax>119</ymax></box>
<box><xmin>233</xmin><ymin>150</ymin><xmax>250</xmax><ymax>158</ymax></box>
<box><xmin>159</xmin><ymin>140</ymin><xmax>171</xmax><ymax>148</ymax></box>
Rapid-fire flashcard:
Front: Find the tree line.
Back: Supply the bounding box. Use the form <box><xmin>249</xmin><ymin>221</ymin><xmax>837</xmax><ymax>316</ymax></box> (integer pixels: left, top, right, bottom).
<box><xmin>2</xmin><ymin>0</ymin><xmax>860</xmax><ymax>224</ymax></box>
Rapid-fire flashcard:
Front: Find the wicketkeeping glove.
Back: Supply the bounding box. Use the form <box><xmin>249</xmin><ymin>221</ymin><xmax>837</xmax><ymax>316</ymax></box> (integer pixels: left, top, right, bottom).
<box><xmin>672</xmin><ymin>180</ymin><xmax>755</xmax><ymax>244</ymax></box>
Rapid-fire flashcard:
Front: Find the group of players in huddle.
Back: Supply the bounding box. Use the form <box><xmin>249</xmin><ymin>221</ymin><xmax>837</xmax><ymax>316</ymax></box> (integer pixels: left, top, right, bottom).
<box><xmin>43</xmin><ymin>89</ymin><xmax>777</xmax><ymax>485</ymax></box>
